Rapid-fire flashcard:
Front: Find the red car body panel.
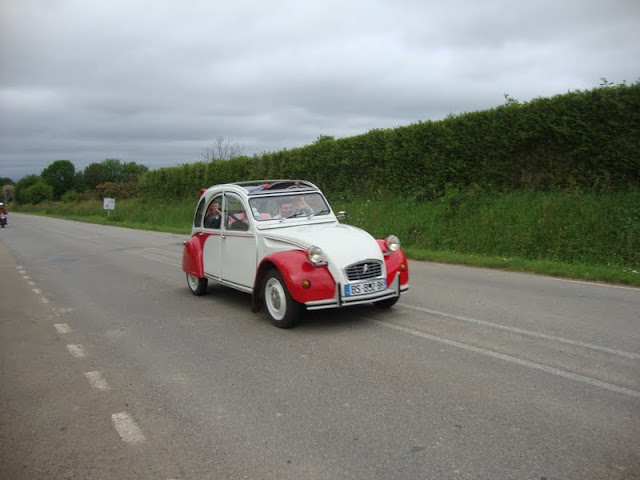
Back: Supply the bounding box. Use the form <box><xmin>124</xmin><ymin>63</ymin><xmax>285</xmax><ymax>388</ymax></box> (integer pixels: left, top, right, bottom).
<box><xmin>258</xmin><ymin>250</ymin><xmax>336</xmax><ymax>304</ymax></box>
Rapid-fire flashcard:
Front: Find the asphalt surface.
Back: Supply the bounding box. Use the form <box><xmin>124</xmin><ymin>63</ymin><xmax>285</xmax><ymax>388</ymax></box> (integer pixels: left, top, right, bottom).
<box><xmin>1</xmin><ymin>213</ymin><xmax>638</xmax><ymax>480</ymax></box>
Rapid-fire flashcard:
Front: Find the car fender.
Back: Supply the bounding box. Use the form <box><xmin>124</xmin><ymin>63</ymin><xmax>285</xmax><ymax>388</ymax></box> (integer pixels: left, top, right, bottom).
<box><xmin>182</xmin><ymin>235</ymin><xmax>205</xmax><ymax>277</ymax></box>
<box><xmin>252</xmin><ymin>250</ymin><xmax>336</xmax><ymax>309</ymax></box>
<box><xmin>377</xmin><ymin>240</ymin><xmax>410</xmax><ymax>286</ymax></box>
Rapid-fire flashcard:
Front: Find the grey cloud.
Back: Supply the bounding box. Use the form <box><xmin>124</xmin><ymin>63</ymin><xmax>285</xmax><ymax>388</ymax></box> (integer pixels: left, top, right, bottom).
<box><xmin>1</xmin><ymin>0</ymin><xmax>639</xmax><ymax>181</ymax></box>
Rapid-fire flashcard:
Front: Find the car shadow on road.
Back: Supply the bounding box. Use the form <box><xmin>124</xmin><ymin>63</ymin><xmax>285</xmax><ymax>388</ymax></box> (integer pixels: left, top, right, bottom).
<box><xmin>179</xmin><ymin>283</ymin><xmax>398</xmax><ymax>331</ymax></box>
<box><xmin>294</xmin><ymin>304</ymin><xmax>393</xmax><ymax>331</ymax></box>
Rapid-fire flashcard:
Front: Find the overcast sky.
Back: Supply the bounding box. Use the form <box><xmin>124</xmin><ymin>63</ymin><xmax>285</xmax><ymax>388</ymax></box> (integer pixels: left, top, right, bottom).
<box><xmin>1</xmin><ymin>0</ymin><xmax>639</xmax><ymax>181</ymax></box>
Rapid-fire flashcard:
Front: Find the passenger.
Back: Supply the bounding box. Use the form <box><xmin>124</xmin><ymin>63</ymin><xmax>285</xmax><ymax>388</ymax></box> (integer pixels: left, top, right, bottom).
<box><xmin>293</xmin><ymin>197</ymin><xmax>314</xmax><ymax>216</ymax></box>
<box><xmin>227</xmin><ymin>211</ymin><xmax>250</xmax><ymax>230</ymax></box>
<box><xmin>251</xmin><ymin>199</ymin><xmax>272</xmax><ymax>220</ymax></box>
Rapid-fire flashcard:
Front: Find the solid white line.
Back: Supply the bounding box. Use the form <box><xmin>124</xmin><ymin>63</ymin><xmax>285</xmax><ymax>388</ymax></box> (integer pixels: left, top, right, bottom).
<box><xmin>400</xmin><ymin>304</ymin><xmax>640</xmax><ymax>360</ymax></box>
<box><xmin>368</xmin><ymin>318</ymin><xmax>640</xmax><ymax>399</ymax></box>
<box><xmin>66</xmin><ymin>344</ymin><xmax>86</xmax><ymax>358</ymax></box>
<box><xmin>54</xmin><ymin>323</ymin><xmax>71</xmax><ymax>334</ymax></box>
<box><xmin>111</xmin><ymin>412</ymin><xmax>146</xmax><ymax>444</ymax></box>
<box><xmin>84</xmin><ymin>371</ymin><xmax>110</xmax><ymax>391</ymax></box>
<box><xmin>544</xmin><ymin>275</ymin><xmax>640</xmax><ymax>291</ymax></box>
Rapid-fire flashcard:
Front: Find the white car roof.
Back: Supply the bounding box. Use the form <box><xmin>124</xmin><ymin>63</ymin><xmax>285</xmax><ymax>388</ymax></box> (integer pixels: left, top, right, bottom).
<box><xmin>204</xmin><ymin>179</ymin><xmax>321</xmax><ymax>199</ymax></box>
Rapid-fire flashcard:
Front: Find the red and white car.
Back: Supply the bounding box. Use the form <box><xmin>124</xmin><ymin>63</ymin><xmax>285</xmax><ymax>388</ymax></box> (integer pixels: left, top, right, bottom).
<box><xmin>182</xmin><ymin>180</ymin><xmax>409</xmax><ymax>328</ymax></box>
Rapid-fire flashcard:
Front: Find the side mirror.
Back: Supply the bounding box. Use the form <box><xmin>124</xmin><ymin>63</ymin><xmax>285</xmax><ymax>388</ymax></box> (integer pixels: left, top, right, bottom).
<box><xmin>336</xmin><ymin>211</ymin><xmax>347</xmax><ymax>221</ymax></box>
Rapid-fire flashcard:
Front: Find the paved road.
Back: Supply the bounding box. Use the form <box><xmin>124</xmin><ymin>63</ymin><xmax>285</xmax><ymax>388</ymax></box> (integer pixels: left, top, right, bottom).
<box><xmin>1</xmin><ymin>213</ymin><xmax>638</xmax><ymax>479</ymax></box>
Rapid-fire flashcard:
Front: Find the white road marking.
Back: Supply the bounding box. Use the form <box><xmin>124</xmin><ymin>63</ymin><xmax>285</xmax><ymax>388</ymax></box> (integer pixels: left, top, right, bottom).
<box><xmin>368</xmin><ymin>318</ymin><xmax>640</xmax><ymax>399</ymax></box>
<box><xmin>66</xmin><ymin>344</ymin><xmax>86</xmax><ymax>358</ymax></box>
<box><xmin>543</xmin><ymin>275</ymin><xmax>640</xmax><ymax>291</ymax></box>
<box><xmin>32</xmin><ymin>288</ymin><xmax>41</xmax><ymax>295</ymax></box>
<box><xmin>111</xmin><ymin>412</ymin><xmax>146</xmax><ymax>444</ymax></box>
<box><xmin>54</xmin><ymin>323</ymin><xmax>71</xmax><ymax>334</ymax></box>
<box><xmin>40</xmin><ymin>297</ymin><xmax>49</xmax><ymax>304</ymax></box>
<box><xmin>84</xmin><ymin>371</ymin><xmax>110</xmax><ymax>391</ymax></box>
<box><xmin>401</xmin><ymin>304</ymin><xmax>640</xmax><ymax>360</ymax></box>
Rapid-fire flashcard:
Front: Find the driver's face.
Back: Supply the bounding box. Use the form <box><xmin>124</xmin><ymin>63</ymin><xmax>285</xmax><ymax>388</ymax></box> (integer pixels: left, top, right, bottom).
<box><xmin>279</xmin><ymin>203</ymin><xmax>294</xmax><ymax>216</ymax></box>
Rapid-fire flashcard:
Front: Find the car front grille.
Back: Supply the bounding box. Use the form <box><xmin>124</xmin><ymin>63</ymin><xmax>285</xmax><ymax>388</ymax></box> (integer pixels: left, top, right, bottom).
<box><xmin>345</xmin><ymin>260</ymin><xmax>383</xmax><ymax>281</ymax></box>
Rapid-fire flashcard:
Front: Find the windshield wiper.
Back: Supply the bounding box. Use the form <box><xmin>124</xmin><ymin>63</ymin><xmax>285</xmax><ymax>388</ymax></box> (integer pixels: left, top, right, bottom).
<box><xmin>308</xmin><ymin>209</ymin><xmax>330</xmax><ymax>219</ymax></box>
<box><xmin>280</xmin><ymin>209</ymin><xmax>326</xmax><ymax>222</ymax></box>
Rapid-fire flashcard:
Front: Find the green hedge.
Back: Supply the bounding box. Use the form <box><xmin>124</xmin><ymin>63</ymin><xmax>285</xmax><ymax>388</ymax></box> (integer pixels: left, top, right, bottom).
<box><xmin>138</xmin><ymin>83</ymin><xmax>640</xmax><ymax>200</ymax></box>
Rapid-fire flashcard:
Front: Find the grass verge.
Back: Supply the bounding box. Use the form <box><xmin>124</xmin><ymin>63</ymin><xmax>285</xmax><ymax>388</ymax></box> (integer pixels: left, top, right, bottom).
<box><xmin>10</xmin><ymin>191</ymin><xmax>640</xmax><ymax>287</ymax></box>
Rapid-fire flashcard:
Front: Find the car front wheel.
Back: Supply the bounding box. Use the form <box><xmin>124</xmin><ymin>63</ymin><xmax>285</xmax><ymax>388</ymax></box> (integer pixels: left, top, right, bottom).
<box><xmin>186</xmin><ymin>273</ymin><xmax>208</xmax><ymax>296</ymax></box>
<box><xmin>263</xmin><ymin>269</ymin><xmax>301</xmax><ymax>328</ymax></box>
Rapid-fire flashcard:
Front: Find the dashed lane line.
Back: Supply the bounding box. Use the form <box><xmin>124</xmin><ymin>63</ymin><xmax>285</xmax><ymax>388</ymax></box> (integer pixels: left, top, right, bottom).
<box><xmin>111</xmin><ymin>412</ymin><xmax>146</xmax><ymax>444</ymax></box>
<box><xmin>54</xmin><ymin>323</ymin><xmax>71</xmax><ymax>334</ymax></box>
<box><xmin>66</xmin><ymin>344</ymin><xmax>87</xmax><ymax>358</ymax></box>
<box><xmin>84</xmin><ymin>371</ymin><xmax>111</xmax><ymax>391</ymax></box>
<box><xmin>15</xmin><ymin>267</ymin><xmax>151</xmax><ymax>450</ymax></box>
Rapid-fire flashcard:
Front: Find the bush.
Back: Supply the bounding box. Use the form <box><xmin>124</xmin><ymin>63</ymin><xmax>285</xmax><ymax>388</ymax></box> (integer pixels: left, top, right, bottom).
<box><xmin>25</xmin><ymin>182</ymin><xmax>54</xmax><ymax>204</ymax></box>
<box><xmin>61</xmin><ymin>190</ymin><xmax>79</xmax><ymax>203</ymax></box>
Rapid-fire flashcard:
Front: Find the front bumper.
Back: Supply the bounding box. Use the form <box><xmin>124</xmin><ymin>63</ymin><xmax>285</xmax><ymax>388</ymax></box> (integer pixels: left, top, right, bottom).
<box><xmin>304</xmin><ymin>273</ymin><xmax>409</xmax><ymax>311</ymax></box>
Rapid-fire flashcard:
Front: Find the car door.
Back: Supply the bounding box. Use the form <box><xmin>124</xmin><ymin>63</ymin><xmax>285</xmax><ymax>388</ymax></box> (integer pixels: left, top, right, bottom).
<box><xmin>202</xmin><ymin>194</ymin><xmax>223</xmax><ymax>280</ymax></box>
<box><xmin>220</xmin><ymin>193</ymin><xmax>257</xmax><ymax>290</ymax></box>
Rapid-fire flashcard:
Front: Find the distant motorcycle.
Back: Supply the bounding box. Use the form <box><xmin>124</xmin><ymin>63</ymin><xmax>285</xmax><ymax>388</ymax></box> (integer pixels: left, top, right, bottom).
<box><xmin>0</xmin><ymin>213</ymin><xmax>6</xmax><ymax>228</ymax></box>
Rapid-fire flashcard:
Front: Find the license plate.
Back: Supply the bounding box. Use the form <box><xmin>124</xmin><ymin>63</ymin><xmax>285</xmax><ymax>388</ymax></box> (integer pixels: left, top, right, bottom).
<box><xmin>344</xmin><ymin>279</ymin><xmax>386</xmax><ymax>297</ymax></box>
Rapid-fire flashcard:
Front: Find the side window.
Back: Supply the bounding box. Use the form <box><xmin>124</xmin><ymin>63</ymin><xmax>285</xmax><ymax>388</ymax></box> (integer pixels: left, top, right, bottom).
<box><xmin>194</xmin><ymin>197</ymin><xmax>206</xmax><ymax>228</ymax></box>
<box><xmin>224</xmin><ymin>195</ymin><xmax>250</xmax><ymax>232</ymax></box>
<box><xmin>203</xmin><ymin>195</ymin><xmax>223</xmax><ymax>230</ymax></box>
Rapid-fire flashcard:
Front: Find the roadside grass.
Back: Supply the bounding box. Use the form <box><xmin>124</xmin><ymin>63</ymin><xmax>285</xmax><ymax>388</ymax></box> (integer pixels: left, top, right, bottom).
<box><xmin>12</xmin><ymin>198</ymin><xmax>196</xmax><ymax>234</ymax></box>
<box><xmin>11</xmin><ymin>189</ymin><xmax>640</xmax><ymax>287</ymax></box>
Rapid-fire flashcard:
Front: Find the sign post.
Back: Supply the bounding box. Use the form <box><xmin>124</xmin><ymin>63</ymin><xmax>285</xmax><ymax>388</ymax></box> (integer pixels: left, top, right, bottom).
<box><xmin>103</xmin><ymin>197</ymin><xmax>115</xmax><ymax>216</ymax></box>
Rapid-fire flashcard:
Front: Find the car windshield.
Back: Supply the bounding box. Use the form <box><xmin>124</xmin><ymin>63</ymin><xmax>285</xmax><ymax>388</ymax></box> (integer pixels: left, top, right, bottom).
<box><xmin>249</xmin><ymin>193</ymin><xmax>331</xmax><ymax>221</ymax></box>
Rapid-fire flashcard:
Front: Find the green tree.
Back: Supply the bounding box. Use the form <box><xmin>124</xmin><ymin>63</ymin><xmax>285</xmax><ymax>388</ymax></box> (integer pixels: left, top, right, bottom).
<box><xmin>83</xmin><ymin>163</ymin><xmax>109</xmax><ymax>189</ymax></box>
<box><xmin>100</xmin><ymin>158</ymin><xmax>148</xmax><ymax>182</ymax></box>
<box><xmin>73</xmin><ymin>171</ymin><xmax>87</xmax><ymax>193</ymax></box>
<box><xmin>0</xmin><ymin>177</ymin><xmax>14</xmax><ymax>186</ymax></box>
<box><xmin>41</xmin><ymin>159</ymin><xmax>75</xmax><ymax>200</ymax></box>
<box><xmin>14</xmin><ymin>175</ymin><xmax>41</xmax><ymax>204</ymax></box>
<box><xmin>122</xmin><ymin>161</ymin><xmax>149</xmax><ymax>179</ymax></box>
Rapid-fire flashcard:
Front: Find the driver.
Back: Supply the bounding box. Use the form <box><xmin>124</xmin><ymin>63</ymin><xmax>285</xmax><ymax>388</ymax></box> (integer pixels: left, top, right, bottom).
<box><xmin>204</xmin><ymin>200</ymin><xmax>222</xmax><ymax>228</ymax></box>
<box><xmin>0</xmin><ymin>202</ymin><xmax>7</xmax><ymax>227</ymax></box>
<box><xmin>274</xmin><ymin>200</ymin><xmax>294</xmax><ymax>219</ymax></box>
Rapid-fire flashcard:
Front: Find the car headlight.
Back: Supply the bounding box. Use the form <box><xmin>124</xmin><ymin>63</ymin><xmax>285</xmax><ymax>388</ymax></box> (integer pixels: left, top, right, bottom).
<box><xmin>307</xmin><ymin>245</ymin><xmax>326</xmax><ymax>265</ymax></box>
<box><xmin>386</xmin><ymin>235</ymin><xmax>400</xmax><ymax>252</ymax></box>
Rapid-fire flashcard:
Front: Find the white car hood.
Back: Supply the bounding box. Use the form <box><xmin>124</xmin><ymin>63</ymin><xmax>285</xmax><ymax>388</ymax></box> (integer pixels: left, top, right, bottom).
<box><xmin>261</xmin><ymin>223</ymin><xmax>384</xmax><ymax>267</ymax></box>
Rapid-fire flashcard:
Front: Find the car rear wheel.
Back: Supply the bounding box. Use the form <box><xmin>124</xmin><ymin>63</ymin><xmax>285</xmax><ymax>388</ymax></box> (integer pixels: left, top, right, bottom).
<box><xmin>373</xmin><ymin>296</ymin><xmax>399</xmax><ymax>309</ymax></box>
<box><xmin>263</xmin><ymin>269</ymin><xmax>301</xmax><ymax>328</ymax></box>
<box><xmin>186</xmin><ymin>273</ymin><xmax>208</xmax><ymax>296</ymax></box>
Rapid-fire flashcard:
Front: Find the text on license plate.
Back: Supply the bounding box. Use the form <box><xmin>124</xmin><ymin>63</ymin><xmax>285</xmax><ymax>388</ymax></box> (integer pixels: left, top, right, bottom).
<box><xmin>344</xmin><ymin>279</ymin><xmax>386</xmax><ymax>297</ymax></box>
